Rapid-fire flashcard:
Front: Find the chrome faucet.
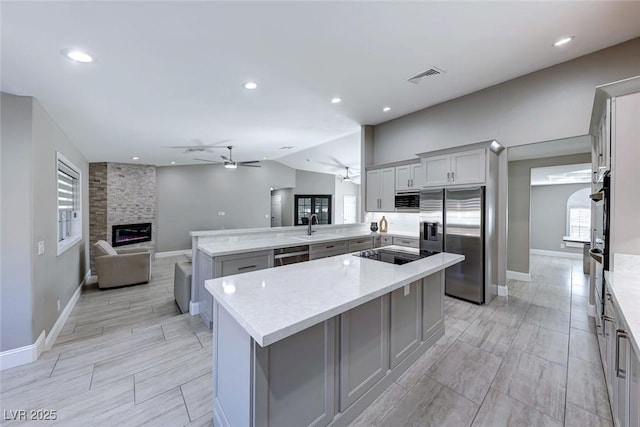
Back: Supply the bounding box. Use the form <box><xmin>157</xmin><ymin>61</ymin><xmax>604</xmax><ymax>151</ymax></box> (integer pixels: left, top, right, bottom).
<box><xmin>307</xmin><ymin>214</ymin><xmax>318</xmax><ymax>235</ymax></box>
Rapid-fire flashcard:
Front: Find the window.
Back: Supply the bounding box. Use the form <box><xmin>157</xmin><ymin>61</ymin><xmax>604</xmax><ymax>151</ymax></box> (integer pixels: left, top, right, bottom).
<box><xmin>57</xmin><ymin>152</ymin><xmax>82</xmax><ymax>255</ymax></box>
<box><xmin>566</xmin><ymin>188</ymin><xmax>591</xmax><ymax>241</ymax></box>
<box><xmin>294</xmin><ymin>195</ymin><xmax>332</xmax><ymax>226</ymax></box>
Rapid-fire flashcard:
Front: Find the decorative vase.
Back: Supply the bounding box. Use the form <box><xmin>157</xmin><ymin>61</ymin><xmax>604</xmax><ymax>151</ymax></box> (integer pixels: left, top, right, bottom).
<box><xmin>370</xmin><ymin>222</ymin><xmax>378</xmax><ymax>232</ymax></box>
<box><xmin>379</xmin><ymin>216</ymin><xmax>388</xmax><ymax>233</ymax></box>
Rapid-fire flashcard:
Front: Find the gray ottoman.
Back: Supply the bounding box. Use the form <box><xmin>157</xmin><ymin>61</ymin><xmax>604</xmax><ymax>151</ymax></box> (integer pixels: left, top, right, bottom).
<box><xmin>174</xmin><ymin>261</ymin><xmax>192</xmax><ymax>314</ymax></box>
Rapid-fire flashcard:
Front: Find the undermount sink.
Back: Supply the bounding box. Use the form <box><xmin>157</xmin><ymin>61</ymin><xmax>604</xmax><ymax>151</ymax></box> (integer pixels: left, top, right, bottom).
<box><xmin>291</xmin><ymin>234</ymin><xmax>342</xmax><ymax>241</ymax></box>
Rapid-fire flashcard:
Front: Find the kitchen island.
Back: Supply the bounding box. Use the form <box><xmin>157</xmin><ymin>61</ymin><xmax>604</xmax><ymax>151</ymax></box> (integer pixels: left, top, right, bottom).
<box><xmin>205</xmin><ymin>248</ymin><xmax>464</xmax><ymax>427</ymax></box>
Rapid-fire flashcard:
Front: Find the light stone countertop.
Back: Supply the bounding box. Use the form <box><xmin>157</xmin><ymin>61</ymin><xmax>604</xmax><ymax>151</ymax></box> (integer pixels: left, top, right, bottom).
<box><xmin>604</xmin><ymin>253</ymin><xmax>640</xmax><ymax>354</ymax></box>
<box><xmin>205</xmin><ymin>248</ymin><xmax>464</xmax><ymax>346</ymax></box>
<box><xmin>198</xmin><ymin>230</ymin><xmax>418</xmax><ymax>257</ymax></box>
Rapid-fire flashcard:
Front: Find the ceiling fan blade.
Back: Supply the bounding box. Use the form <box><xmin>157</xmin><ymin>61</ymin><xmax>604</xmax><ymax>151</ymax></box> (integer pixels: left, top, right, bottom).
<box><xmin>239</xmin><ymin>164</ymin><xmax>261</xmax><ymax>168</ymax></box>
<box><xmin>238</xmin><ymin>160</ymin><xmax>260</xmax><ymax>164</ymax></box>
<box><xmin>221</xmin><ymin>155</ymin><xmax>230</xmax><ymax>161</ymax></box>
<box><xmin>329</xmin><ymin>156</ymin><xmax>348</xmax><ymax>169</ymax></box>
<box><xmin>194</xmin><ymin>158</ymin><xmax>223</xmax><ymax>164</ymax></box>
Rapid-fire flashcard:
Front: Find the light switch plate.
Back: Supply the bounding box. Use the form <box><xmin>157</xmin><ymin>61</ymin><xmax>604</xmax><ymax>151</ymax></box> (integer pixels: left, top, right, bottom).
<box><xmin>218</xmin><ymin>211</ymin><xmax>225</xmax><ymax>216</ymax></box>
<box><xmin>38</xmin><ymin>240</ymin><xmax>45</xmax><ymax>255</ymax></box>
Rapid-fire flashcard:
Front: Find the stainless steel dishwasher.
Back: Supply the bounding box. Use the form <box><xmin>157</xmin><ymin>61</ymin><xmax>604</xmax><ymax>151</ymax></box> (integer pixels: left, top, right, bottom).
<box><xmin>273</xmin><ymin>245</ymin><xmax>310</xmax><ymax>266</ymax></box>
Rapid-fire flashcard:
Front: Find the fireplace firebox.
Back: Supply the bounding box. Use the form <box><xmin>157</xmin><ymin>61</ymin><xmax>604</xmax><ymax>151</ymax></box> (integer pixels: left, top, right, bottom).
<box><xmin>112</xmin><ymin>223</ymin><xmax>152</xmax><ymax>247</ymax></box>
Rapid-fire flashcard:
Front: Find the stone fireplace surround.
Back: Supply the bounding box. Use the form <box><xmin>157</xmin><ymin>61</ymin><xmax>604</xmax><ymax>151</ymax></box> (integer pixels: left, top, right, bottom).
<box><xmin>89</xmin><ymin>162</ymin><xmax>157</xmax><ymax>272</ymax></box>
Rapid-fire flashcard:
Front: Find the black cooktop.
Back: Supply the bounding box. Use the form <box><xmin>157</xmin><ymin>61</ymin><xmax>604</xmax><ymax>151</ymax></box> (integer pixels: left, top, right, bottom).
<box><xmin>353</xmin><ymin>248</ymin><xmax>439</xmax><ymax>265</ymax></box>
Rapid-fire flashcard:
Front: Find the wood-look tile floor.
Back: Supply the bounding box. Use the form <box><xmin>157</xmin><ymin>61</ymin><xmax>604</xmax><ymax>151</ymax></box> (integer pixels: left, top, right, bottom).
<box><xmin>0</xmin><ymin>256</ymin><xmax>213</xmax><ymax>427</ymax></box>
<box><xmin>1</xmin><ymin>255</ymin><xmax>610</xmax><ymax>427</ymax></box>
<box><xmin>350</xmin><ymin>255</ymin><xmax>612</xmax><ymax>427</ymax></box>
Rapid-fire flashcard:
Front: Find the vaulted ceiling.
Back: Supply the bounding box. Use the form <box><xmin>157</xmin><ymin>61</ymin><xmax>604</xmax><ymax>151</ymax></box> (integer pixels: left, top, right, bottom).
<box><xmin>2</xmin><ymin>1</ymin><xmax>639</xmax><ymax>174</ymax></box>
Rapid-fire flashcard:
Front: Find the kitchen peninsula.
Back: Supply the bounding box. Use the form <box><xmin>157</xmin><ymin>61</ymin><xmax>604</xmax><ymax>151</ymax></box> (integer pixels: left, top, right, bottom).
<box><xmin>205</xmin><ymin>248</ymin><xmax>463</xmax><ymax>427</ymax></box>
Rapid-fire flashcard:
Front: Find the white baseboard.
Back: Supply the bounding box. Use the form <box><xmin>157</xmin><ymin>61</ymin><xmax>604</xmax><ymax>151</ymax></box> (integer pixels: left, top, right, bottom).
<box><xmin>588</xmin><ymin>303</ymin><xmax>596</xmax><ymax>317</ymax></box>
<box><xmin>189</xmin><ymin>301</ymin><xmax>200</xmax><ymax>316</ymax></box>
<box><xmin>45</xmin><ymin>271</ymin><xmax>88</xmax><ymax>350</ymax></box>
<box><xmin>155</xmin><ymin>249</ymin><xmax>190</xmax><ymax>259</ymax></box>
<box><xmin>530</xmin><ymin>249</ymin><xmax>582</xmax><ymax>260</ymax></box>
<box><xmin>497</xmin><ymin>285</ymin><xmax>508</xmax><ymax>297</ymax></box>
<box><xmin>506</xmin><ymin>270</ymin><xmax>531</xmax><ymax>282</ymax></box>
<box><xmin>1</xmin><ymin>270</ymin><xmax>89</xmax><ymax>371</ymax></box>
<box><xmin>0</xmin><ymin>330</ymin><xmax>45</xmax><ymax>371</ymax></box>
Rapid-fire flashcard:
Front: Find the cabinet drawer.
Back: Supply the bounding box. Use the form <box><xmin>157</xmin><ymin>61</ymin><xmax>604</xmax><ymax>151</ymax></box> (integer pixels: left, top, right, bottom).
<box><xmin>381</xmin><ymin>235</ymin><xmax>393</xmax><ymax>246</ymax></box>
<box><xmin>309</xmin><ymin>240</ymin><xmax>348</xmax><ymax>256</ymax></box>
<box><xmin>392</xmin><ymin>237</ymin><xmax>419</xmax><ymax>248</ymax></box>
<box><xmin>219</xmin><ymin>253</ymin><xmax>270</xmax><ymax>276</ymax></box>
<box><xmin>309</xmin><ymin>249</ymin><xmax>345</xmax><ymax>261</ymax></box>
<box><xmin>348</xmin><ymin>238</ymin><xmax>373</xmax><ymax>252</ymax></box>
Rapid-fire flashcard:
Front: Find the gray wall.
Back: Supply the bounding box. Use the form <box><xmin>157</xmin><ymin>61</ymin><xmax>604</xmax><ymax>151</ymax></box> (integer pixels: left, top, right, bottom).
<box><xmin>334</xmin><ymin>177</ymin><xmax>360</xmax><ymax>224</ymax></box>
<box><xmin>371</xmin><ymin>38</ymin><xmax>640</xmax><ymax>163</ymax></box>
<box><xmin>508</xmin><ymin>153</ymin><xmax>591</xmax><ymax>275</ymax></box>
<box><xmin>156</xmin><ymin>161</ymin><xmax>296</xmax><ymax>251</ymax></box>
<box><xmin>272</xmin><ymin>188</ymin><xmax>294</xmax><ymax>227</ymax></box>
<box><xmin>530</xmin><ymin>183</ymin><xmax>590</xmax><ymax>253</ymax></box>
<box><xmin>1</xmin><ymin>93</ymin><xmax>34</xmax><ymax>351</ymax></box>
<box><xmin>1</xmin><ymin>93</ymin><xmax>90</xmax><ymax>351</ymax></box>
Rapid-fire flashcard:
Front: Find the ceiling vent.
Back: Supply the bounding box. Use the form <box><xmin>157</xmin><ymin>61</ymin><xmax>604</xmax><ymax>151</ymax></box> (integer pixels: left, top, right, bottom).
<box><xmin>407</xmin><ymin>67</ymin><xmax>446</xmax><ymax>84</ymax></box>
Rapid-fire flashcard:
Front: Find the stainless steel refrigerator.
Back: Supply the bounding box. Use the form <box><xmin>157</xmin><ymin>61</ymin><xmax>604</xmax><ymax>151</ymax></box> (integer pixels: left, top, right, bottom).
<box><xmin>420</xmin><ymin>187</ymin><xmax>485</xmax><ymax>304</ymax></box>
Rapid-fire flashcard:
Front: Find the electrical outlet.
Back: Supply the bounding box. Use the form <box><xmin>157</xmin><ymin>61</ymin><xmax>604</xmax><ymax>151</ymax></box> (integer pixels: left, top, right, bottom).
<box><xmin>560</xmin><ymin>243</ymin><xmax>566</xmax><ymax>249</ymax></box>
<box><xmin>218</xmin><ymin>211</ymin><xmax>225</xmax><ymax>216</ymax></box>
<box><xmin>37</xmin><ymin>240</ymin><xmax>45</xmax><ymax>255</ymax></box>
<box><xmin>57</xmin><ymin>299</ymin><xmax>61</xmax><ymax>312</ymax></box>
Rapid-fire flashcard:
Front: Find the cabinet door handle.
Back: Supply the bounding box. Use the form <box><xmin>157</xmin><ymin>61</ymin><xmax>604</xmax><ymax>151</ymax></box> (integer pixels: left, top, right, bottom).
<box><xmin>451</xmin><ymin>171</ymin><xmax>455</xmax><ymax>181</ymax></box>
<box><xmin>616</xmin><ymin>329</ymin><xmax>627</xmax><ymax>379</ymax></box>
<box><xmin>408</xmin><ymin>179</ymin><xmax>410</xmax><ymax>187</ymax></box>
<box><xmin>238</xmin><ymin>264</ymin><xmax>257</xmax><ymax>271</ymax></box>
<box><xmin>447</xmin><ymin>172</ymin><xmax>450</xmax><ymax>182</ymax></box>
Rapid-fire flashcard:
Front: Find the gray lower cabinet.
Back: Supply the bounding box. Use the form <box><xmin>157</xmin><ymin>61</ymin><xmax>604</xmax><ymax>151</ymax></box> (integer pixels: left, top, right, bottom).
<box><xmin>381</xmin><ymin>235</ymin><xmax>393</xmax><ymax>246</ymax></box>
<box><xmin>389</xmin><ymin>281</ymin><xmax>421</xmax><ymax>368</ymax></box>
<box><xmin>600</xmin><ymin>282</ymin><xmax>640</xmax><ymax>427</ymax></box>
<box><xmin>309</xmin><ymin>241</ymin><xmax>348</xmax><ymax>260</ymax></box>
<box><xmin>422</xmin><ymin>272</ymin><xmax>444</xmax><ymax>341</ymax></box>
<box><xmin>339</xmin><ymin>296</ymin><xmax>390</xmax><ymax>410</ymax></box>
<box><xmin>347</xmin><ymin>237</ymin><xmax>374</xmax><ymax>253</ymax></box>
<box><xmin>254</xmin><ymin>320</ymin><xmax>336</xmax><ymax>427</ymax></box>
<box><xmin>392</xmin><ymin>236</ymin><xmax>419</xmax><ymax>248</ymax></box>
<box><xmin>199</xmin><ymin>250</ymin><xmax>272</xmax><ymax>328</ymax></box>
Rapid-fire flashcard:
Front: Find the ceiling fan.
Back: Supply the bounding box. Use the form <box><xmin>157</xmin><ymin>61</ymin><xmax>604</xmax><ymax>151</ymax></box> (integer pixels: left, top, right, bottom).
<box><xmin>170</xmin><ymin>139</ymin><xmax>231</xmax><ymax>154</ymax></box>
<box><xmin>195</xmin><ymin>146</ymin><xmax>261</xmax><ymax>169</ymax></box>
<box><xmin>339</xmin><ymin>166</ymin><xmax>359</xmax><ymax>182</ymax></box>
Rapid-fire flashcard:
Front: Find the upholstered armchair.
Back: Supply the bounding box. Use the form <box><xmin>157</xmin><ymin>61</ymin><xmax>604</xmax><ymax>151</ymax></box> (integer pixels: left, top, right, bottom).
<box><xmin>93</xmin><ymin>240</ymin><xmax>151</xmax><ymax>289</ymax></box>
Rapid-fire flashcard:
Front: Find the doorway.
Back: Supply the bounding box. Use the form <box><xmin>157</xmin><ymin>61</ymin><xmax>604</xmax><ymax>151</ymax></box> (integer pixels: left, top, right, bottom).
<box><xmin>271</xmin><ymin>193</ymin><xmax>282</xmax><ymax>227</ymax></box>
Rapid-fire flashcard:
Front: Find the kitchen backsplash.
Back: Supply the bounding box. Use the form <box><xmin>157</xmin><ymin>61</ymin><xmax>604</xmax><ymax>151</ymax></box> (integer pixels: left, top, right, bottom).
<box><xmin>364</xmin><ymin>212</ymin><xmax>419</xmax><ymax>236</ymax></box>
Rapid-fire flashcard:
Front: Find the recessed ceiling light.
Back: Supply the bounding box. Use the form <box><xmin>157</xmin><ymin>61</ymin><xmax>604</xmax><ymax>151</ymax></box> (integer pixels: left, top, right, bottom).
<box><xmin>62</xmin><ymin>49</ymin><xmax>93</xmax><ymax>63</ymax></box>
<box><xmin>131</xmin><ymin>156</ymin><xmax>139</xmax><ymax>160</ymax></box>
<box><xmin>553</xmin><ymin>36</ymin><xmax>574</xmax><ymax>47</ymax></box>
<box><xmin>331</xmin><ymin>97</ymin><xmax>342</xmax><ymax>104</ymax></box>
<box><xmin>243</xmin><ymin>81</ymin><xmax>258</xmax><ymax>90</ymax></box>
<box><xmin>170</xmin><ymin>161</ymin><xmax>176</xmax><ymax>165</ymax></box>
<box><xmin>263</xmin><ymin>157</ymin><xmax>267</xmax><ymax>160</ymax></box>
<box><xmin>382</xmin><ymin>106</ymin><xmax>391</xmax><ymax>112</ymax></box>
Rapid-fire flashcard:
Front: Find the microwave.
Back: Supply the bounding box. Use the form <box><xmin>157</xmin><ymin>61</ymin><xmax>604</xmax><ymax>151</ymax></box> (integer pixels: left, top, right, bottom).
<box><xmin>395</xmin><ymin>192</ymin><xmax>419</xmax><ymax>211</ymax></box>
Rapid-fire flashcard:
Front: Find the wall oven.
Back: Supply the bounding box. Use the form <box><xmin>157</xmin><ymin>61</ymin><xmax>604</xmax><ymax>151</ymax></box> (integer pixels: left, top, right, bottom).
<box><xmin>590</xmin><ymin>170</ymin><xmax>610</xmax><ymax>322</ymax></box>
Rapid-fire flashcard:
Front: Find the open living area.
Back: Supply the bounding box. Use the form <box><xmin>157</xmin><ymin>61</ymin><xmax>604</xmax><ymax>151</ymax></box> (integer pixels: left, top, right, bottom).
<box><xmin>2</xmin><ymin>2</ymin><xmax>640</xmax><ymax>427</ymax></box>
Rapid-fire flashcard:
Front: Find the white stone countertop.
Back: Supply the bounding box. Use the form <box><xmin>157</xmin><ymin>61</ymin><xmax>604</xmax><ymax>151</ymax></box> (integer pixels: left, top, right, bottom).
<box><xmin>199</xmin><ymin>230</ymin><xmax>385</xmax><ymax>257</ymax></box>
<box><xmin>205</xmin><ymin>247</ymin><xmax>464</xmax><ymax>347</ymax></box>
<box><xmin>604</xmin><ymin>253</ymin><xmax>640</xmax><ymax>354</ymax></box>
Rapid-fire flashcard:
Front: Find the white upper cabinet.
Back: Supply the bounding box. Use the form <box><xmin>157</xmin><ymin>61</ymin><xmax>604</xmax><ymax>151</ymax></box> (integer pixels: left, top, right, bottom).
<box><xmin>395</xmin><ymin>163</ymin><xmax>424</xmax><ymax>191</ymax></box>
<box><xmin>366</xmin><ymin>167</ymin><xmax>395</xmax><ymax>212</ymax></box>
<box><xmin>422</xmin><ymin>148</ymin><xmax>486</xmax><ymax>187</ymax></box>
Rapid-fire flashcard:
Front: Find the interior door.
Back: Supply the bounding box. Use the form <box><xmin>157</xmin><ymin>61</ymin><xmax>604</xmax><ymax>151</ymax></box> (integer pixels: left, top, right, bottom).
<box><xmin>271</xmin><ymin>193</ymin><xmax>282</xmax><ymax>227</ymax></box>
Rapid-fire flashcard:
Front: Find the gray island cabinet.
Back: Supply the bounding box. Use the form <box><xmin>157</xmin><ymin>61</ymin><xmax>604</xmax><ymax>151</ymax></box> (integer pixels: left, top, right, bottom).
<box><xmin>206</xmin><ymin>250</ymin><xmax>463</xmax><ymax>427</ymax></box>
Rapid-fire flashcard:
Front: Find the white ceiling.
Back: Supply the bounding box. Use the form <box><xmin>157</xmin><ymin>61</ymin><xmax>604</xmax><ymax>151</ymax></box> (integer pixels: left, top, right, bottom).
<box><xmin>2</xmin><ymin>2</ymin><xmax>640</xmax><ymax>173</ymax></box>
<box><xmin>530</xmin><ymin>163</ymin><xmax>592</xmax><ymax>186</ymax></box>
